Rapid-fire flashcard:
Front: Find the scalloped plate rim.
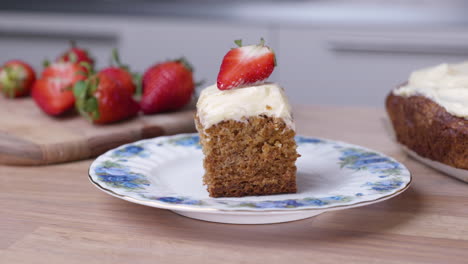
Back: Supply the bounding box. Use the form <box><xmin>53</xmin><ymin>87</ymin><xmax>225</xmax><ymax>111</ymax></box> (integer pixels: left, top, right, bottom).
<box><xmin>88</xmin><ymin>133</ymin><xmax>412</xmax><ymax>214</ymax></box>
<box><xmin>88</xmin><ymin>174</ymin><xmax>411</xmax><ymax>215</ymax></box>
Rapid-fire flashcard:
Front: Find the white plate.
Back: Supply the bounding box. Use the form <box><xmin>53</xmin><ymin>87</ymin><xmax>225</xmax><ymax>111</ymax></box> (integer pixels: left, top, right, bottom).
<box><xmin>89</xmin><ymin>133</ymin><xmax>411</xmax><ymax>224</ymax></box>
<box><xmin>400</xmin><ymin>144</ymin><xmax>468</xmax><ymax>183</ymax></box>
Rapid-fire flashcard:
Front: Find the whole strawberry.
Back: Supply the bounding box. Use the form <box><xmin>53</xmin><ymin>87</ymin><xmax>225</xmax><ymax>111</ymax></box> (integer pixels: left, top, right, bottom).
<box><xmin>141</xmin><ymin>58</ymin><xmax>194</xmax><ymax>114</ymax></box>
<box><xmin>217</xmin><ymin>39</ymin><xmax>276</xmax><ymax>90</ymax></box>
<box><xmin>57</xmin><ymin>41</ymin><xmax>94</xmax><ymax>67</ymax></box>
<box><xmin>32</xmin><ymin>62</ymin><xmax>87</xmax><ymax>116</ymax></box>
<box><xmin>74</xmin><ymin>72</ymin><xmax>139</xmax><ymax>124</ymax></box>
<box><xmin>100</xmin><ymin>49</ymin><xmax>138</xmax><ymax>95</ymax></box>
<box><xmin>0</xmin><ymin>60</ymin><xmax>36</xmax><ymax>98</ymax></box>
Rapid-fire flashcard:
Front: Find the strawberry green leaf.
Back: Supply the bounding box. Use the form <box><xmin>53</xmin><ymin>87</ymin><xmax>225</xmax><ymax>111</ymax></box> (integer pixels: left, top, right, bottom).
<box><xmin>1</xmin><ymin>66</ymin><xmax>19</xmax><ymax>98</ymax></box>
<box><xmin>234</xmin><ymin>39</ymin><xmax>242</xmax><ymax>47</ymax></box>
<box><xmin>43</xmin><ymin>59</ymin><xmax>50</xmax><ymax>68</ymax></box>
<box><xmin>84</xmin><ymin>97</ymin><xmax>98</xmax><ymax>112</ymax></box>
<box><xmin>73</xmin><ymin>80</ymin><xmax>86</xmax><ymax>99</ymax></box>
<box><xmin>84</xmin><ymin>96</ymin><xmax>100</xmax><ymax>120</ymax></box>
<box><xmin>176</xmin><ymin>57</ymin><xmax>194</xmax><ymax>72</ymax></box>
<box><xmin>69</xmin><ymin>52</ymin><xmax>78</xmax><ymax>64</ymax></box>
<box><xmin>79</xmin><ymin>61</ymin><xmax>93</xmax><ymax>75</ymax></box>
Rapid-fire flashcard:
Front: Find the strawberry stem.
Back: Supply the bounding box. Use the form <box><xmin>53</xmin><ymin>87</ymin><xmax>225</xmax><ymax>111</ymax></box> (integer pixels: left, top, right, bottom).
<box><xmin>111</xmin><ymin>48</ymin><xmax>131</xmax><ymax>72</ymax></box>
<box><xmin>260</xmin><ymin>38</ymin><xmax>265</xmax><ymax>46</ymax></box>
<box><xmin>70</xmin><ymin>40</ymin><xmax>77</xmax><ymax>48</ymax></box>
<box><xmin>112</xmin><ymin>48</ymin><xmax>122</xmax><ymax>67</ymax></box>
<box><xmin>133</xmin><ymin>73</ymin><xmax>142</xmax><ymax>97</ymax></box>
<box><xmin>195</xmin><ymin>79</ymin><xmax>205</xmax><ymax>88</ymax></box>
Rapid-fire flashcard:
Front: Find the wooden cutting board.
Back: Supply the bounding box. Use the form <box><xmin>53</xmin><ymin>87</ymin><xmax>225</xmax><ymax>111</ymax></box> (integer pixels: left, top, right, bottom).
<box><xmin>0</xmin><ymin>96</ymin><xmax>196</xmax><ymax>166</ymax></box>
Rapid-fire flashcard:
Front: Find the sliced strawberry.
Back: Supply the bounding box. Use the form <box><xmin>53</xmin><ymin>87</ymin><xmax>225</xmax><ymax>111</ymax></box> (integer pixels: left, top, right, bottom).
<box><xmin>74</xmin><ymin>72</ymin><xmax>139</xmax><ymax>124</ymax></box>
<box><xmin>32</xmin><ymin>78</ymin><xmax>76</xmax><ymax>115</ymax></box>
<box><xmin>0</xmin><ymin>60</ymin><xmax>36</xmax><ymax>98</ymax></box>
<box><xmin>99</xmin><ymin>49</ymin><xmax>138</xmax><ymax>95</ymax></box>
<box><xmin>57</xmin><ymin>41</ymin><xmax>94</xmax><ymax>67</ymax></box>
<box><xmin>141</xmin><ymin>58</ymin><xmax>194</xmax><ymax>114</ymax></box>
<box><xmin>32</xmin><ymin>62</ymin><xmax>87</xmax><ymax>116</ymax></box>
<box><xmin>217</xmin><ymin>39</ymin><xmax>276</xmax><ymax>90</ymax></box>
<box><xmin>41</xmin><ymin>62</ymin><xmax>87</xmax><ymax>84</ymax></box>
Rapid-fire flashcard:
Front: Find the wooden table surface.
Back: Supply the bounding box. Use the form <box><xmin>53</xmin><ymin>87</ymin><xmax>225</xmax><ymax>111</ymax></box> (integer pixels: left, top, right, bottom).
<box><xmin>1</xmin><ymin>105</ymin><xmax>467</xmax><ymax>264</ymax></box>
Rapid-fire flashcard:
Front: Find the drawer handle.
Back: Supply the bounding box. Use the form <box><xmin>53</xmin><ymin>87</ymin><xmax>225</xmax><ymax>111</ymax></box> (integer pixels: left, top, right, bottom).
<box><xmin>328</xmin><ymin>37</ymin><xmax>468</xmax><ymax>55</ymax></box>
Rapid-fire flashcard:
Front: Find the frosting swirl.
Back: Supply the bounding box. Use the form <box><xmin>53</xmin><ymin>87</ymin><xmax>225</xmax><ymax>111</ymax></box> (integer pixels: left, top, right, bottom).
<box><xmin>196</xmin><ymin>83</ymin><xmax>294</xmax><ymax>129</ymax></box>
<box><xmin>394</xmin><ymin>62</ymin><xmax>468</xmax><ymax>119</ymax></box>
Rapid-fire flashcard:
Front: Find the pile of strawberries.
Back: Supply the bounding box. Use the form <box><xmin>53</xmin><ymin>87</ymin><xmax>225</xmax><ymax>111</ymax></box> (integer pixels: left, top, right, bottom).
<box><xmin>0</xmin><ymin>42</ymin><xmax>195</xmax><ymax>124</ymax></box>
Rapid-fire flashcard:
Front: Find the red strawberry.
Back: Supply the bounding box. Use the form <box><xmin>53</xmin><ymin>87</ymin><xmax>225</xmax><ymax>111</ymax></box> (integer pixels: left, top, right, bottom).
<box><xmin>217</xmin><ymin>39</ymin><xmax>276</xmax><ymax>90</ymax></box>
<box><xmin>32</xmin><ymin>62</ymin><xmax>87</xmax><ymax>116</ymax></box>
<box><xmin>99</xmin><ymin>49</ymin><xmax>138</xmax><ymax>95</ymax></box>
<box><xmin>57</xmin><ymin>41</ymin><xmax>94</xmax><ymax>66</ymax></box>
<box><xmin>0</xmin><ymin>60</ymin><xmax>36</xmax><ymax>98</ymax></box>
<box><xmin>32</xmin><ymin>78</ymin><xmax>76</xmax><ymax>116</ymax></box>
<box><xmin>74</xmin><ymin>72</ymin><xmax>139</xmax><ymax>124</ymax></box>
<box><xmin>141</xmin><ymin>58</ymin><xmax>194</xmax><ymax>114</ymax></box>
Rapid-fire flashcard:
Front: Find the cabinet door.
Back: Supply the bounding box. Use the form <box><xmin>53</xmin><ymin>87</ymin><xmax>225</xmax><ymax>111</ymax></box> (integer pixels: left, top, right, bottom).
<box><xmin>278</xmin><ymin>27</ymin><xmax>468</xmax><ymax>106</ymax></box>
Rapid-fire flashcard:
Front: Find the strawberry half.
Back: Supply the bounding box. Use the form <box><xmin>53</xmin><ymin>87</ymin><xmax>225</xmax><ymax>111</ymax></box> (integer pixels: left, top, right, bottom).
<box><xmin>141</xmin><ymin>58</ymin><xmax>194</xmax><ymax>114</ymax></box>
<box><xmin>217</xmin><ymin>39</ymin><xmax>276</xmax><ymax>90</ymax></box>
<box><xmin>56</xmin><ymin>41</ymin><xmax>95</xmax><ymax>67</ymax></box>
<box><xmin>0</xmin><ymin>60</ymin><xmax>36</xmax><ymax>98</ymax></box>
<box><xmin>32</xmin><ymin>62</ymin><xmax>87</xmax><ymax>116</ymax></box>
<box><xmin>74</xmin><ymin>72</ymin><xmax>139</xmax><ymax>124</ymax></box>
<box><xmin>99</xmin><ymin>49</ymin><xmax>139</xmax><ymax>95</ymax></box>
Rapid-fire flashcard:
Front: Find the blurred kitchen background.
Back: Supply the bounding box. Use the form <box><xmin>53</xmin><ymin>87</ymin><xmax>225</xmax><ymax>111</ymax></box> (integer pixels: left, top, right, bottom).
<box><xmin>1</xmin><ymin>0</ymin><xmax>468</xmax><ymax>106</ymax></box>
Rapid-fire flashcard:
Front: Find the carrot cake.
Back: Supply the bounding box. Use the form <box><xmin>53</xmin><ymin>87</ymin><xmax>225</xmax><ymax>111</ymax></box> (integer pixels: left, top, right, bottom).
<box><xmin>195</xmin><ymin>39</ymin><xmax>299</xmax><ymax>197</ymax></box>
<box><xmin>386</xmin><ymin>62</ymin><xmax>468</xmax><ymax>169</ymax></box>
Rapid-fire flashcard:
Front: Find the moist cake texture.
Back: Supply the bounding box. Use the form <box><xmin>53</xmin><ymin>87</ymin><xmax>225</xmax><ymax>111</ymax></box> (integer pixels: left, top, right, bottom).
<box><xmin>386</xmin><ymin>93</ymin><xmax>468</xmax><ymax>169</ymax></box>
<box><xmin>196</xmin><ymin>83</ymin><xmax>299</xmax><ymax>197</ymax></box>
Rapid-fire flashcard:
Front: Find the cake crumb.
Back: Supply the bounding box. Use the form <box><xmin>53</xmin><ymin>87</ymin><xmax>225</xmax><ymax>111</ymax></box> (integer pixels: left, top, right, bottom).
<box><xmin>195</xmin><ymin>115</ymin><xmax>299</xmax><ymax>197</ymax></box>
<box><xmin>266</xmin><ymin>105</ymin><xmax>272</xmax><ymax>110</ymax></box>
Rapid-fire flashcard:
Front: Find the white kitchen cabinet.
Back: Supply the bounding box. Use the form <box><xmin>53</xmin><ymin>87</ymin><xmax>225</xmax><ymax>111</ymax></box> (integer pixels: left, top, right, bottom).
<box><xmin>278</xmin><ymin>27</ymin><xmax>468</xmax><ymax>106</ymax></box>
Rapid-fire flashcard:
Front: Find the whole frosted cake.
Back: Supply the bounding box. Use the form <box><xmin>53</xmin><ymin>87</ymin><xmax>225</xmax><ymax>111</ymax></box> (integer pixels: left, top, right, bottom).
<box><xmin>386</xmin><ymin>62</ymin><xmax>468</xmax><ymax>169</ymax></box>
<box><xmin>196</xmin><ymin>39</ymin><xmax>299</xmax><ymax>197</ymax></box>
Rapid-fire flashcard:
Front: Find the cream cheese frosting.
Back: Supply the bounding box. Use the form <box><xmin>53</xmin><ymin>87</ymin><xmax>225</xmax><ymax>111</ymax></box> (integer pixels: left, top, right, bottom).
<box><xmin>393</xmin><ymin>62</ymin><xmax>468</xmax><ymax>119</ymax></box>
<box><xmin>196</xmin><ymin>83</ymin><xmax>294</xmax><ymax>129</ymax></box>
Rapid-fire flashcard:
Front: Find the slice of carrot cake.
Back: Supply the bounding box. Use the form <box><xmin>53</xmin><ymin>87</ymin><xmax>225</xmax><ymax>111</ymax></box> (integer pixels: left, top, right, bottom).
<box><xmin>195</xmin><ymin>39</ymin><xmax>299</xmax><ymax>198</ymax></box>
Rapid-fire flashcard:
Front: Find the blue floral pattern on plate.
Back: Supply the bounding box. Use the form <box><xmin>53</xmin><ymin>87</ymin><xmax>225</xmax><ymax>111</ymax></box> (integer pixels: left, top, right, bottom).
<box><xmin>89</xmin><ymin>133</ymin><xmax>411</xmax><ymax>211</ymax></box>
<box><xmin>94</xmin><ymin>160</ymin><xmax>150</xmax><ymax>190</ymax></box>
<box><xmin>112</xmin><ymin>145</ymin><xmax>149</xmax><ymax>158</ymax></box>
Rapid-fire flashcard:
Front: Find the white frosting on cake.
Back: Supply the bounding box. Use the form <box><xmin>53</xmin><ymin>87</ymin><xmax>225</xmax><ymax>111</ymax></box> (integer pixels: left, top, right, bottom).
<box><xmin>196</xmin><ymin>83</ymin><xmax>294</xmax><ymax>130</ymax></box>
<box><xmin>393</xmin><ymin>62</ymin><xmax>468</xmax><ymax>119</ymax></box>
